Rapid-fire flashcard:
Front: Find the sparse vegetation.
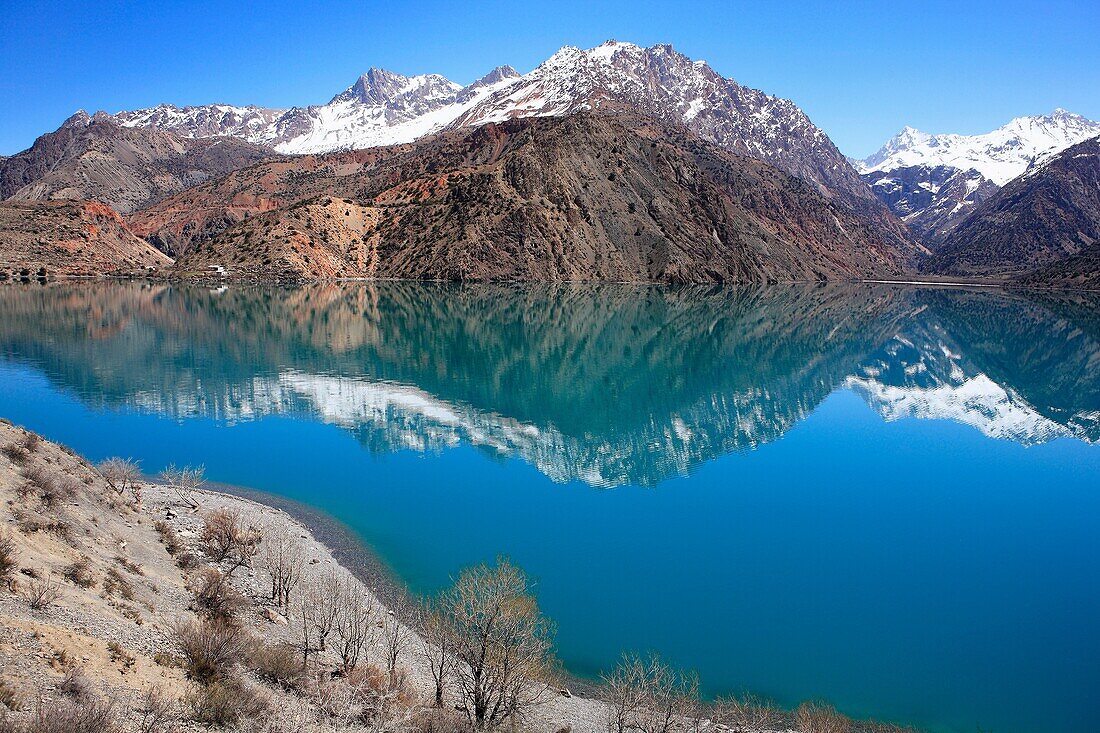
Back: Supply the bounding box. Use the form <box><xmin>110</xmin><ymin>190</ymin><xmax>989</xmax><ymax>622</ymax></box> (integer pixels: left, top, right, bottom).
<box><xmin>174</xmin><ymin>618</ymin><xmax>247</xmax><ymax>683</ymax></box>
<box><xmin>0</xmin><ymin>531</ymin><xmax>16</xmax><ymax>591</ymax></box>
<box><xmin>796</xmin><ymin>700</ymin><xmax>853</xmax><ymax>733</ymax></box>
<box><xmin>199</xmin><ymin>507</ymin><xmax>260</xmax><ymax>574</ymax></box>
<box><xmin>97</xmin><ymin>457</ymin><xmax>142</xmax><ymax>505</ymax></box>
<box><xmin>153</xmin><ymin>519</ymin><xmax>183</xmax><ymax>554</ymax></box>
<box><xmin>21</xmin><ymin>574</ymin><xmax>62</xmax><ymax>609</ymax></box>
<box><xmin>63</xmin><ymin>555</ymin><xmax>95</xmax><ymax>588</ymax></box>
<box><xmin>103</xmin><ymin>566</ymin><xmax>135</xmax><ymax>600</ymax></box>
<box><xmin>185</xmin><ymin>676</ymin><xmax>269</xmax><ymax>727</ymax></box>
<box><xmin>159</xmin><ymin>464</ymin><xmax>204</xmax><ymax>510</ymax></box>
<box><xmin>190</xmin><ymin>567</ymin><xmax>246</xmax><ymax>622</ymax></box>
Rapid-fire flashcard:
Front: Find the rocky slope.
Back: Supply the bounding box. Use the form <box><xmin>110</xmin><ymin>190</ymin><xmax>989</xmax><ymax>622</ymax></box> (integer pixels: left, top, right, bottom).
<box><xmin>858</xmin><ymin>109</ymin><xmax>1100</xmax><ymax>245</ymax></box>
<box><xmin>929</xmin><ymin>135</ymin><xmax>1100</xmax><ymax>280</ymax></box>
<box><xmin>113</xmin><ymin>41</ymin><xmax>911</xmax><ymax>252</ymax></box>
<box><xmin>166</xmin><ymin>113</ymin><xmax>909</xmax><ymax>283</ymax></box>
<box><xmin>0</xmin><ymin>200</ymin><xmax>172</xmax><ymax>279</ymax></box>
<box><xmin>0</xmin><ymin>111</ymin><xmax>274</xmax><ymax>214</ymax></box>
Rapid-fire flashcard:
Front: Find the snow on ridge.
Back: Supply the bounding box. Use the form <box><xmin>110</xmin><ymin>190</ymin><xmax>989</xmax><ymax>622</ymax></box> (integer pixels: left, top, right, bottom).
<box><xmin>858</xmin><ymin>110</ymin><xmax>1100</xmax><ymax>185</ymax></box>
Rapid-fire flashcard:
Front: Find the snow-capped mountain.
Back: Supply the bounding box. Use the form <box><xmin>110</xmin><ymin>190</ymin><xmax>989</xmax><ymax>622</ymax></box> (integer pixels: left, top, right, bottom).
<box><xmin>858</xmin><ymin>109</ymin><xmax>1100</xmax><ymax>185</ymax></box>
<box><xmin>115</xmin><ymin>66</ymin><xmax>521</xmax><ymax>154</ymax></box>
<box><xmin>856</xmin><ymin>109</ymin><xmax>1100</xmax><ymax>245</ymax></box>
<box><xmin>111</xmin><ymin>41</ymin><xmax>885</xmax><ymax>222</ymax></box>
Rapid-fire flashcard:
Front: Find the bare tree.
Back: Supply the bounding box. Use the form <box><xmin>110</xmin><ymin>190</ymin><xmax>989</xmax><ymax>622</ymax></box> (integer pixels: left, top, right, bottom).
<box><xmin>22</xmin><ymin>573</ymin><xmax>63</xmax><ymax>609</ymax></box>
<box><xmin>98</xmin><ymin>457</ymin><xmax>142</xmax><ymax>504</ymax></box>
<box><xmin>419</xmin><ymin>598</ymin><xmax>454</xmax><ymax>708</ymax></box>
<box><xmin>381</xmin><ymin>593</ymin><xmax>415</xmax><ymax>686</ymax></box>
<box><xmin>440</xmin><ymin>557</ymin><xmax>556</xmax><ymax>730</ymax></box>
<box><xmin>290</xmin><ymin>593</ymin><xmax>322</xmax><ymax>670</ymax></box>
<box><xmin>160</xmin><ymin>464</ymin><xmax>204</xmax><ymax>510</ymax></box>
<box><xmin>258</xmin><ymin>520</ymin><xmax>305</xmax><ymax>611</ymax></box>
<box><xmin>304</xmin><ymin>568</ymin><xmax>342</xmax><ymax>652</ymax></box>
<box><xmin>334</xmin><ymin>576</ymin><xmax>376</xmax><ymax>675</ymax></box>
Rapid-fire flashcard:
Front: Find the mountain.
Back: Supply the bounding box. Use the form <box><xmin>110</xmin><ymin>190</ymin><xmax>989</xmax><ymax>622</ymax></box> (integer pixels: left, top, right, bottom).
<box><xmin>113</xmin><ymin>41</ymin><xmax>912</xmax><ymax>253</ymax></box>
<box><xmin>929</xmin><ymin>135</ymin><xmax>1100</xmax><ymax>281</ymax></box>
<box><xmin>0</xmin><ymin>199</ymin><xmax>172</xmax><ymax>278</ymax></box>
<box><xmin>0</xmin><ymin>110</ymin><xmax>274</xmax><ymax>214</ymax></box>
<box><xmin>857</xmin><ymin>110</ymin><xmax>1100</xmax><ymax>245</ymax></box>
<box><xmin>167</xmin><ymin>112</ymin><xmax>908</xmax><ymax>283</ymax></box>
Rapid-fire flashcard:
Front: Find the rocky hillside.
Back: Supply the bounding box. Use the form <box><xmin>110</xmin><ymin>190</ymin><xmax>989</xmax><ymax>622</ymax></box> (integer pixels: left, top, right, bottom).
<box><xmin>0</xmin><ymin>200</ymin><xmax>171</xmax><ymax>279</ymax></box>
<box><xmin>114</xmin><ymin>41</ymin><xmax>911</xmax><ymax>253</ymax></box>
<box><xmin>0</xmin><ymin>111</ymin><xmax>274</xmax><ymax>214</ymax></box>
<box><xmin>862</xmin><ymin>165</ymin><xmax>999</xmax><ymax>244</ymax></box>
<box><xmin>169</xmin><ymin>113</ymin><xmax>910</xmax><ymax>283</ymax></box>
<box><xmin>929</xmin><ymin>136</ymin><xmax>1100</xmax><ymax>280</ymax></box>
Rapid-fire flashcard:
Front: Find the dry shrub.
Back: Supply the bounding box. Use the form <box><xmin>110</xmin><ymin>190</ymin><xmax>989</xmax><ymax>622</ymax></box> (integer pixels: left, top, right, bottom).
<box><xmin>796</xmin><ymin>701</ymin><xmax>852</xmax><ymax>733</ymax></box>
<box><xmin>20</xmin><ymin>465</ymin><xmax>77</xmax><ymax>509</ymax></box>
<box><xmin>413</xmin><ymin>707</ymin><xmax>467</xmax><ymax>733</ymax></box>
<box><xmin>22</xmin><ymin>574</ymin><xmax>62</xmax><ymax>610</ymax></box>
<box><xmin>103</xmin><ymin>567</ymin><xmax>135</xmax><ymax>600</ymax></box>
<box><xmin>185</xmin><ymin>677</ymin><xmax>268</xmax><ymax>727</ymax></box>
<box><xmin>1</xmin><ymin>443</ymin><xmax>28</xmax><ymax>466</ymax></box>
<box><xmin>175</xmin><ymin>550</ymin><xmax>199</xmax><ymax>570</ymax></box>
<box><xmin>153</xmin><ymin>521</ymin><xmax>183</xmax><ymax>555</ymax></box>
<box><xmin>59</xmin><ymin>666</ymin><xmax>92</xmax><ymax>699</ymax></box>
<box><xmin>713</xmin><ymin>692</ymin><xmax>784</xmax><ymax>731</ymax></box>
<box><xmin>248</xmin><ymin>641</ymin><xmax>303</xmax><ymax>690</ymax></box>
<box><xmin>114</xmin><ymin>555</ymin><xmax>143</xmax><ymax>576</ymax></box>
<box><xmin>0</xmin><ymin>532</ymin><xmax>16</xmax><ymax>590</ymax></box>
<box><xmin>190</xmin><ymin>567</ymin><xmax>246</xmax><ymax>622</ymax></box>
<box><xmin>18</xmin><ymin>433</ymin><xmax>39</xmax><ymax>454</ymax></box>
<box><xmin>21</xmin><ymin>695</ymin><xmax>120</xmax><ymax>733</ymax></box>
<box><xmin>174</xmin><ymin>618</ymin><xmax>247</xmax><ymax>683</ymax></box>
<box><xmin>107</xmin><ymin>641</ymin><xmax>135</xmax><ymax>669</ymax></box>
<box><xmin>63</xmin><ymin>555</ymin><xmax>95</xmax><ymax>588</ymax></box>
<box><xmin>136</xmin><ymin>687</ymin><xmax>177</xmax><ymax>733</ymax></box>
<box><xmin>200</xmin><ymin>508</ymin><xmax>261</xmax><ymax>574</ymax></box>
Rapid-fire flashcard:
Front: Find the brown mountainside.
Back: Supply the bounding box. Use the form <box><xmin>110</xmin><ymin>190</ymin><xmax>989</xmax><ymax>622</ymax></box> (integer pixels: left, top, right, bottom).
<box><xmin>0</xmin><ymin>200</ymin><xmax>172</xmax><ymax>279</ymax></box>
<box><xmin>0</xmin><ymin>111</ymin><xmax>275</xmax><ymax>215</ymax></box>
<box><xmin>170</xmin><ymin>113</ymin><xmax>911</xmax><ymax>283</ymax></box>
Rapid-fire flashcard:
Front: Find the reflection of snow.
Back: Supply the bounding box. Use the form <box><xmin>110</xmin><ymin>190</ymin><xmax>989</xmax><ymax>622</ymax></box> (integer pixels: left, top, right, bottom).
<box><xmin>846</xmin><ymin>374</ymin><xmax>1088</xmax><ymax>445</ymax></box>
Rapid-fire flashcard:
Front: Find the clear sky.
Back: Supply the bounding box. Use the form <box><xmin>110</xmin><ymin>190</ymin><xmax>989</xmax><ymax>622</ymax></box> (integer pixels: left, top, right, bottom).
<box><xmin>2</xmin><ymin>0</ymin><xmax>1097</xmax><ymax>158</ymax></box>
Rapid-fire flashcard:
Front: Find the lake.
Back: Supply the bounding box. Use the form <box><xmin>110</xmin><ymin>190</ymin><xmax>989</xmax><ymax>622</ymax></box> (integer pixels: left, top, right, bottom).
<box><xmin>0</xmin><ymin>281</ymin><xmax>1097</xmax><ymax>733</ymax></box>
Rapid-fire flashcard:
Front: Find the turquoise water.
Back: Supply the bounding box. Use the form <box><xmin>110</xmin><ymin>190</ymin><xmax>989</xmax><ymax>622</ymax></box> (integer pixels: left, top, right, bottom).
<box><xmin>0</xmin><ymin>282</ymin><xmax>1098</xmax><ymax>733</ymax></box>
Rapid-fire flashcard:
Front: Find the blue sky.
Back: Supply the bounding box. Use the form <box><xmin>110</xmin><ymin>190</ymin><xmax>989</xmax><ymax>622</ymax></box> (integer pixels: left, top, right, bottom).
<box><xmin>1</xmin><ymin>0</ymin><xmax>1097</xmax><ymax>157</ymax></box>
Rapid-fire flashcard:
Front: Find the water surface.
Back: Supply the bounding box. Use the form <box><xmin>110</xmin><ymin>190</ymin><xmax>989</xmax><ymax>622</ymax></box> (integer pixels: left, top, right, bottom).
<box><xmin>0</xmin><ymin>281</ymin><xmax>1097</xmax><ymax>733</ymax></box>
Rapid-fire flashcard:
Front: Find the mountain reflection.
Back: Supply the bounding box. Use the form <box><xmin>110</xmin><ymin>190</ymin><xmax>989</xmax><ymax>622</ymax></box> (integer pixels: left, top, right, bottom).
<box><xmin>0</xmin><ymin>281</ymin><xmax>1097</xmax><ymax>486</ymax></box>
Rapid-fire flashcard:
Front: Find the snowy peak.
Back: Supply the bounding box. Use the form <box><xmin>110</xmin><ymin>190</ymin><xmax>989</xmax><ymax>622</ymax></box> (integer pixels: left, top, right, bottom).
<box><xmin>331</xmin><ymin>68</ymin><xmax>461</xmax><ymax>107</ymax></box>
<box><xmin>860</xmin><ymin>110</ymin><xmax>1100</xmax><ymax>185</ymax></box>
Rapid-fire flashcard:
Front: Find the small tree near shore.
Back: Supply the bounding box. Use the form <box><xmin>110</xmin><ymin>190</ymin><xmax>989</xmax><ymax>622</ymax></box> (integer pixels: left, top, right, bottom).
<box><xmin>97</xmin><ymin>457</ymin><xmax>142</xmax><ymax>505</ymax></box>
<box><xmin>600</xmin><ymin>653</ymin><xmax>700</xmax><ymax>733</ymax></box>
<box><xmin>258</xmin><ymin>521</ymin><xmax>305</xmax><ymax>612</ymax></box>
<box><xmin>160</xmin><ymin>464</ymin><xmax>204</xmax><ymax>510</ymax></box>
<box><xmin>439</xmin><ymin>557</ymin><xmax>556</xmax><ymax>731</ymax></box>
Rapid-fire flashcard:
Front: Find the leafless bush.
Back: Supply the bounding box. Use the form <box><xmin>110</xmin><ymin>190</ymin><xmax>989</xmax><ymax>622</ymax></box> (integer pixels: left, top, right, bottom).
<box><xmin>64</xmin><ymin>555</ymin><xmax>95</xmax><ymax>588</ymax></box>
<box><xmin>258</xmin><ymin>520</ymin><xmax>305</xmax><ymax>611</ymax></box>
<box><xmin>22</xmin><ymin>574</ymin><xmax>62</xmax><ymax>609</ymax></box>
<box><xmin>24</xmin><ymin>694</ymin><xmax>121</xmax><ymax>733</ymax></box>
<box><xmin>190</xmin><ymin>567</ymin><xmax>246</xmax><ymax>622</ymax></box>
<box><xmin>153</xmin><ymin>520</ymin><xmax>183</xmax><ymax>555</ymax></box>
<box><xmin>160</xmin><ymin>464</ymin><xmax>204</xmax><ymax>510</ymax></box>
<box><xmin>115</xmin><ymin>555</ymin><xmax>143</xmax><ymax>576</ymax></box>
<box><xmin>136</xmin><ymin>686</ymin><xmax>177</xmax><ymax>733</ymax></box>
<box><xmin>600</xmin><ymin>653</ymin><xmax>700</xmax><ymax>733</ymax></box>
<box><xmin>248</xmin><ymin>641</ymin><xmax>303</xmax><ymax>690</ymax></box>
<box><xmin>0</xmin><ymin>531</ymin><xmax>16</xmax><ymax>591</ymax></box>
<box><xmin>175</xmin><ymin>550</ymin><xmax>199</xmax><ymax>570</ymax></box>
<box><xmin>97</xmin><ymin>457</ymin><xmax>142</xmax><ymax>504</ymax></box>
<box><xmin>18</xmin><ymin>432</ymin><xmax>39</xmax><ymax>454</ymax></box>
<box><xmin>174</xmin><ymin>618</ymin><xmax>247</xmax><ymax>683</ymax></box>
<box><xmin>200</xmin><ymin>508</ymin><xmax>261</xmax><ymax>575</ymax></box>
<box><xmin>440</xmin><ymin>557</ymin><xmax>557</xmax><ymax>730</ymax></box>
<box><xmin>20</xmin><ymin>465</ymin><xmax>76</xmax><ymax>509</ymax></box>
<box><xmin>59</xmin><ymin>666</ymin><xmax>92</xmax><ymax>699</ymax></box>
<box><xmin>419</xmin><ymin>600</ymin><xmax>453</xmax><ymax>708</ymax></box>
<box><xmin>185</xmin><ymin>677</ymin><xmax>268</xmax><ymax>727</ymax></box>
<box><xmin>796</xmin><ymin>701</ymin><xmax>852</xmax><ymax>733</ymax></box>
<box><xmin>711</xmin><ymin>692</ymin><xmax>784</xmax><ymax>732</ymax></box>
<box><xmin>1</xmin><ymin>443</ymin><xmax>28</xmax><ymax>466</ymax></box>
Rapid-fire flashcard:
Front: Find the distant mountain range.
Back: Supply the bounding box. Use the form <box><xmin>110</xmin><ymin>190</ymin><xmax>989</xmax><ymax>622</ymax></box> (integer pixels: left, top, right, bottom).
<box><xmin>856</xmin><ymin>109</ymin><xmax>1100</xmax><ymax>245</ymax></box>
<box><xmin>1</xmin><ymin>40</ymin><xmax>1099</xmax><ymax>286</ymax></box>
